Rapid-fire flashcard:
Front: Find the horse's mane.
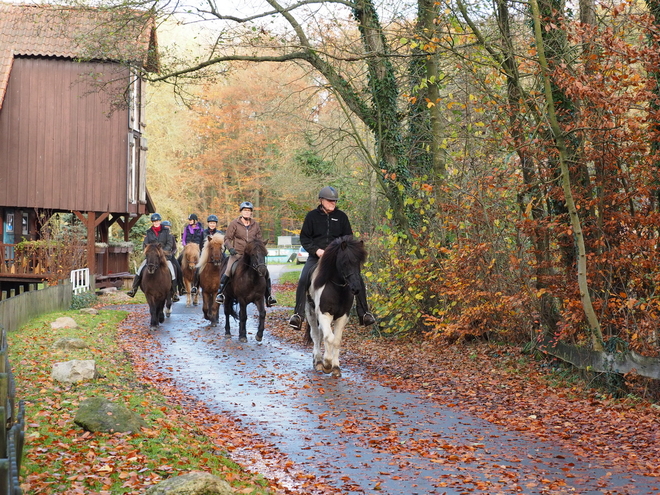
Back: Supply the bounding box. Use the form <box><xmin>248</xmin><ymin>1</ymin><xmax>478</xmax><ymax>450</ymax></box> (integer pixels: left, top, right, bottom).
<box><xmin>243</xmin><ymin>238</ymin><xmax>267</xmax><ymax>258</ymax></box>
<box><xmin>183</xmin><ymin>242</ymin><xmax>200</xmax><ymax>260</ymax></box>
<box><xmin>314</xmin><ymin>235</ymin><xmax>367</xmax><ymax>288</ymax></box>
<box><xmin>197</xmin><ymin>233</ymin><xmax>225</xmax><ymax>269</ymax></box>
<box><xmin>144</xmin><ymin>243</ymin><xmax>167</xmax><ymax>264</ymax></box>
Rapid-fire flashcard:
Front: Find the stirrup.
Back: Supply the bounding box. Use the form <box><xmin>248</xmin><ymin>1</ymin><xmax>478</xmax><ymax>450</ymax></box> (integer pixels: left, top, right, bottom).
<box><xmin>215</xmin><ymin>293</ymin><xmax>225</xmax><ymax>304</ymax></box>
<box><xmin>190</xmin><ymin>287</ymin><xmax>198</xmax><ymax>294</ymax></box>
<box><xmin>266</xmin><ymin>296</ymin><xmax>277</xmax><ymax>307</ymax></box>
<box><xmin>289</xmin><ymin>313</ymin><xmax>302</xmax><ymax>330</ymax></box>
<box><xmin>127</xmin><ymin>288</ymin><xmax>137</xmax><ymax>298</ymax></box>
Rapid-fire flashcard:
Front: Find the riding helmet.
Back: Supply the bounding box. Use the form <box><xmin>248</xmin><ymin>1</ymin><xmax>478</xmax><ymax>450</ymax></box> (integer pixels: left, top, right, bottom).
<box><xmin>161</xmin><ymin>220</ymin><xmax>171</xmax><ymax>227</ymax></box>
<box><xmin>150</xmin><ymin>213</ymin><xmax>162</xmax><ymax>222</ymax></box>
<box><xmin>239</xmin><ymin>201</ymin><xmax>254</xmax><ymax>211</ymax></box>
<box><xmin>207</xmin><ymin>214</ymin><xmax>219</xmax><ymax>223</ymax></box>
<box><xmin>188</xmin><ymin>213</ymin><xmax>198</xmax><ymax>221</ymax></box>
<box><xmin>318</xmin><ymin>186</ymin><xmax>339</xmax><ymax>201</ymax></box>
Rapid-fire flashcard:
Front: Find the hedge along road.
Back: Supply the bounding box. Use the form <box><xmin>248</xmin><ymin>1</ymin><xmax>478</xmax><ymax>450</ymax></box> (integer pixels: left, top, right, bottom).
<box><xmin>133</xmin><ymin>265</ymin><xmax>659</xmax><ymax>495</ymax></box>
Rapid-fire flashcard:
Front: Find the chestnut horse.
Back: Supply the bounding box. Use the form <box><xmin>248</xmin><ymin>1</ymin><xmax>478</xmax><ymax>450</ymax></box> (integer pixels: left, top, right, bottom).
<box><xmin>197</xmin><ymin>233</ymin><xmax>226</xmax><ymax>325</ymax></box>
<box><xmin>141</xmin><ymin>243</ymin><xmax>173</xmax><ymax>330</ymax></box>
<box><xmin>303</xmin><ymin>236</ymin><xmax>367</xmax><ymax>376</ymax></box>
<box><xmin>222</xmin><ymin>239</ymin><xmax>269</xmax><ymax>342</ymax></box>
<box><xmin>181</xmin><ymin>243</ymin><xmax>201</xmax><ymax>307</ymax></box>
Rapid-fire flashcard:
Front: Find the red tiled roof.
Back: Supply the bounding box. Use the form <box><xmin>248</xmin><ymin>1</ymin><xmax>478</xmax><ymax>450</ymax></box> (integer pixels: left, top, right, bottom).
<box><xmin>0</xmin><ymin>2</ymin><xmax>158</xmax><ymax>108</ymax></box>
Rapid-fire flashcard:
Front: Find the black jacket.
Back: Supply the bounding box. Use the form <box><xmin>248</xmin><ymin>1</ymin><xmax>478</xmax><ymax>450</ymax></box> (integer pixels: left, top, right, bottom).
<box><xmin>200</xmin><ymin>228</ymin><xmax>224</xmax><ymax>251</ymax></box>
<box><xmin>143</xmin><ymin>227</ymin><xmax>175</xmax><ymax>255</ymax></box>
<box><xmin>300</xmin><ymin>205</ymin><xmax>353</xmax><ymax>259</ymax></box>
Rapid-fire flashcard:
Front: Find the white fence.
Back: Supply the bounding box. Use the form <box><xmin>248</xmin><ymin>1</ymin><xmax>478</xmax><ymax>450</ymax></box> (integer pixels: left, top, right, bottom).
<box><xmin>70</xmin><ymin>268</ymin><xmax>90</xmax><ymax>294</ymax></box>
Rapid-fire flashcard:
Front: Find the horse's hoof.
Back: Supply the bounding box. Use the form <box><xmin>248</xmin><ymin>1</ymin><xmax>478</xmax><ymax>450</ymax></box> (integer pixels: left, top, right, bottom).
<box><xmin>239</xmin><ymin>336</ymin><xmax>248</xmax><ymax>343</ymax></box>
<box><xmin>331</xmin><ymin>367</ymin><xmax>342</xmax><ymax>377</ymax></box>
<box><xmin>193</xmin><ymin>302</ymin><xmax>198</xmax><ymax>306</ymax></box>
<box><xmin>314</xmin><ymin>362</ymin><xmax>324</xmax><ymax>372</ymax></box>
<box><xmin>322</xmin><ymin>363</ymin><xmax>334</xmax><ymax>374</ymax></box>
<box><xmin>149</xmin><ymin>325</ymin><xmax>158</xmax><ymax>331</ymax></box>
<box><xmin>255</xmin><ymin>333</ymin><xmax>263</xmax><ymax>342</ymax></box>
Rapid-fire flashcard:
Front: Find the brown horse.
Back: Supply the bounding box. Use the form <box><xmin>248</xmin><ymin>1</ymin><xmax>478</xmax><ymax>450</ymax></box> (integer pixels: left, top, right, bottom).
<box><xmin>141</xmin><ymin>243</ymin><xmax>173</xmax><ymax>330</ymax></box>
<box><xmin>181</xmin><ymin>243</ymin><xmax>201</xmax><ymax>307</ymax></box>
<box><xmin>197</xmin><ymin>233</ymin><xmax>226</xmax><ymax>326</ymax></box>
<box><xmin>223</xmin><ymin>238</ymin><xmax>269</xmax><ymax>342</ymax></box>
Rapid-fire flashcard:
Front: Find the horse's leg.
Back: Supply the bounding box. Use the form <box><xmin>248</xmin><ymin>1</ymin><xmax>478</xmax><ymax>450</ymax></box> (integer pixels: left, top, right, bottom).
<box><xmin>306</xmin><ymin>304</ymin><xmax>323</xmax><ymax>371</ymax></box>
<box><xmin>184</xmin><ymin>277</ymin><xmax>192</xmax><ymax>307</ymax></box>
<box><xmin>148</xmin><ymin>298</ymin><xmax>159</xmax><ymax>330</ymax></box>
<box><xmin>238</xmin><ymin>303</ymin><xmax>248</xmax><ymax>343</ymax></box>
<box><xmin>328</xmin><ymin>314</ymin><xmax>348</xmax><ymax>377</ymax></box>
<box><xmin>318</xmin><ymin>312</ymin><xmax>338</xmax><ymax>374</ymax></box>
<box><xmin>158</xmin><ymin>298</ymin><xmax>166</xmax><ymax>324</ymax></box>
<box><xmin>165</xmin><ymin>291</ymin><xmax>172</xmax><ymax>318</ymax></box>
<box><xmin>255</xmin><ymin>299</ymin><xmax>266</xmax><ymax>342</ymax></box>
<box><xmin>211</xmin><ymin>298</ymin><xmax>220</xmax><ymax>327</ymax></box>
<box><xmin>223</xmin><ymin>299</ymin><xmax>232</xmax><ymax>337</ymax></box>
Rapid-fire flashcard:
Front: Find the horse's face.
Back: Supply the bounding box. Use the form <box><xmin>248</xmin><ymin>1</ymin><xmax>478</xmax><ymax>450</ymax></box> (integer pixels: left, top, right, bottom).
<box><xmin>185</xmin><ymin>246</ymin><xmax>200</xmax><ymax>270</ymax></box>
<box><xmin>208</xmin><ymin>242</ymin><xmax>224</xmax><ymax>266</ymax></box>
<box><xmin>245</xmin><ymin>241</ymin><xmax>268</xmax><ymax>277</ymax></box>
<box><xmin>145</xmin><ymin>244</ymin><xmax>165</xmax><ymax>274</ymax></box>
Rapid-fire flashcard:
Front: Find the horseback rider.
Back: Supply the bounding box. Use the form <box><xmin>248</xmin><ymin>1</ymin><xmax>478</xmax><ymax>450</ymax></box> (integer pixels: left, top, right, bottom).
<box><xmin>215</xmin><ymin>201</ymin><xmax>277</xmax><ymax>307</ymax></box>
<box><xmin>127</xmin><ymin>213</ymin><xmax>180</xmax><ymax>302</ymax></box>
<box><xmin>182</xmin><ymin>213</ymin><xmax>204</xmax><ymax>247</ymax></box>
<box><xmin>162</xmin><ymin>220</ymin><xmax>185</xmax><ymax>298</ymax></box>
<box><xmin>191</xmin><ymin>214</ymin><xmax>223</xmax><ymax>295</ymax></box>
<box><xmin>288</xmin><ymin>186</ymin><xmax>375</xmax><ymax>330</ymax></box>
<box><xmin>200</xmin><ymin>214</ymin><xmax>223</xmax><ymax>251</ymax></box>
<box><xmin>179</xmin><ymin>214</ymin><xmax>204</xmax><ymax>294</ymax></box>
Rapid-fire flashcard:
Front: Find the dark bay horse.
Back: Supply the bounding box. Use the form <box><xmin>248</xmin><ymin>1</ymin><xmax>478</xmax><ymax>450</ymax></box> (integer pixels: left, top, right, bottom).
<box><xmin>303</xmin><ymin>235</ymin><xmax>367</xmax><ymax>376</ymax></box>
<box><xmin>197</xmin><ymin>233</ymin><xmax>226</xmax><ymax>325</ymax></box>
<box><xmin>181</xmin><ymin>243</ymin><xmax>200</xmax><ymax>307</ymax></box>
<box><xmin>141</xmin><ymin>243</ymin><xmax>173</xmax><ymax>330</ymax></box>
<box><xmin>223</xmin><ymin>238</ymin><xmax>269</xmax><ymax>342</ymax></box>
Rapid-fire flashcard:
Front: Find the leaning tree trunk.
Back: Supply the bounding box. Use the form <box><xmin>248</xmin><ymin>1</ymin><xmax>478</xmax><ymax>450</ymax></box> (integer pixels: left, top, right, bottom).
<box><xmin>530</xmin><ymin>0</ymin><xmax>604</xmax><ymax>351</ymax></box>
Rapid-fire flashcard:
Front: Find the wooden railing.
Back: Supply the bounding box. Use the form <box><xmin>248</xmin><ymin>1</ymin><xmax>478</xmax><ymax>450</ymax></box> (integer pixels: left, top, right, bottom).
<box><xmin>0</xmin><ymin>243</ymin><xmax>45</xmax><ymax>276</ymax></box>
<box><xmin>0</xmin><ymin>326</ymin><xmax>24</xmax><ymax>495</ymax></box>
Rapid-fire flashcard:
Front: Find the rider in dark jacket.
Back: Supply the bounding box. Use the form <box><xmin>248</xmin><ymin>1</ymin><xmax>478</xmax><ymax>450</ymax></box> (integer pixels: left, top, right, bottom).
<box><xmin>215</xmin><ymin>201</ymin><xmax>277</xmax><ymax>307</ymax></box>
<box><xmin>288</xmin><ymin>186</ymin><xmax>375</xmax><ymax>330</ymax></box>
<box><xmin>127</xmin><ymin>213</ymin><xmax>180</xmax><ymax>301</ymax></box>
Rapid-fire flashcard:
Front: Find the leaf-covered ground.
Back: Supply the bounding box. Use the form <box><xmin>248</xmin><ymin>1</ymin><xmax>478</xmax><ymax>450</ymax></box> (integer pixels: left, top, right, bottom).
<box><xmin>14</xmin><ymin>285</ymin><xmax>660</xmax><ymax>494</ymax></box>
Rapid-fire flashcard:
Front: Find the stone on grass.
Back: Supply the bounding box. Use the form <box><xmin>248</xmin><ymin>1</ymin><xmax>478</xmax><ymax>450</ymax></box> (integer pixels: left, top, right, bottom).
<box><xmin>52</xmin><ymin>337</ymin><xmax>88</xmax><ymax>351</ymax></box>
<box><xmin>74</xmin><ymin>397</ymin><xmax>147</xmax><ymax>434</ymax></box>
<box><xmin>79</xmin><ymin>308</ymin><xmax>99</xmax><ymax>315</ymax></box>
<box><xmin>51</xmin><ymin>359</ymin><xmax>98</xmax><ymax>384</ymax></box>
<box><xmin>145</xmin><ymin>472</ymin><xmax>233</xmax><ymax>495</ymax></box>
<box><xmin>51</xmin><ymin>316</ymin><xmax>78</xmax><ymax>329</ymax></box>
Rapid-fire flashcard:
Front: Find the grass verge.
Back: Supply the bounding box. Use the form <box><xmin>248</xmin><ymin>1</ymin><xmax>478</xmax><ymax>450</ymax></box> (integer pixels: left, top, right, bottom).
<box><xmin>10</xmin><ymin>304</ymin><xmax>270</xmax><ymax>494</ymax></box>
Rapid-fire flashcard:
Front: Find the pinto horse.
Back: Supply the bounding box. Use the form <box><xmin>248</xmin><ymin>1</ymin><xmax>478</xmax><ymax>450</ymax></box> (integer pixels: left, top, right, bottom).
<box><xmin>197</xmin><ymin>233</ymin><xmax>226</xmax><ymax>325</ymax></box>
<box><xmin>181</xmin><ymin>243</ymin><xmax>201</xmax><ymax>307</ymax></box>
<box><xmin>141</xmin><ymin>243</ymin><xmax>173</xmax><ymax>330</ymax></box>
<box><xmin>303</xmin><ymin>235</ymin><xmax>367</xmax><ymax>376</ymax></box>
<box><xmin>223</xmin><ymin>238</ymin><xmax>269</xmax><ymax>342</ymax></box>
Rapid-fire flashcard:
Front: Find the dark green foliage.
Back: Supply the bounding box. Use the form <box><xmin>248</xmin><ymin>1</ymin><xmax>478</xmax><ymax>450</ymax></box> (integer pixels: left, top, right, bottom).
<box><xmin>70</xmin><ymin>291</ymin><xmax>98</xmax><ymax>310</ymax></box>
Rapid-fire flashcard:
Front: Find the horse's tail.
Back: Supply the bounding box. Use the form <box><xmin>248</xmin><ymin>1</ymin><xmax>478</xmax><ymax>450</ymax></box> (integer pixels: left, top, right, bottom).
<box><xmin>303</xmin><ymin>320</ymin><xmax>312</xmax><ymax>345</ymax></box>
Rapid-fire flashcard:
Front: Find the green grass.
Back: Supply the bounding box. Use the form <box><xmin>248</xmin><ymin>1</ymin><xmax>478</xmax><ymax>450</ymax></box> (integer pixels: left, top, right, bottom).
<box><xmin>10</xmin><ymin>309</ymin><xmax>269</xmax><ymax>494</ymax></box>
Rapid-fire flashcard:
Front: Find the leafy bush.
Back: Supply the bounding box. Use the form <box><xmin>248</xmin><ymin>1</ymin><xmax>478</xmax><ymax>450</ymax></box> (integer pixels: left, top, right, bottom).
<box><xmin>70</xmin><ymin>291</ymin><xmax>98</xmax><ymax>310</ymax></box>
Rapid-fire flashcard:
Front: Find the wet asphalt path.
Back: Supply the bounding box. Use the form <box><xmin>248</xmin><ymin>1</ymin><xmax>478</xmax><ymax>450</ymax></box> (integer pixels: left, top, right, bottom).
<box><xmin>139</xmin><ymin>265</ymin><xmax>659</xmax><ymax>495</ymax></box>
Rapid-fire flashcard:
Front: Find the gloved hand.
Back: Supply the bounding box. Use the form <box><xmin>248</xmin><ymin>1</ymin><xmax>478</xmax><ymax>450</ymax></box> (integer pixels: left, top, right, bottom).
<box><xmin>229</xmin><ymin>248</ymin><xmax>237</xmax><ymax>256</ymax></box>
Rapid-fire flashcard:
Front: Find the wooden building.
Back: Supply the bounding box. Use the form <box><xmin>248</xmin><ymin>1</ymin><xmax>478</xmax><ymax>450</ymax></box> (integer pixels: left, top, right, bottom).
<box><xmin>0</xmin><ymin>3</ymin><xmax>159</xmax><ymax>292</ymax></box>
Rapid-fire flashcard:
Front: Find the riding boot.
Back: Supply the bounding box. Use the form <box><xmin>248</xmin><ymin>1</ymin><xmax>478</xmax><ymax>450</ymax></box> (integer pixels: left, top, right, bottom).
<box><xmin>266</xmin><ymin>277</ymin><xmax>277</xmax><ymax>307</ymax></box>
<box><xmin>289</xmin><ymin>259</ymin><xmax>316</xmax><ymax>330</ymax></box>
<box><xmin>171</xmin><ymin>282</ymin><xmax>180</xmax><ymax>302</ymax></box>
<box><xmin>356</xmin><ymin>276</ymin><xmax>375</xmax><ymax>326</ymax></box>
<box><xmin>127</xmin><ymin>271</ymin><xmax>142</xmax><ymax>298</ymax></box>
<box><xmin>215</xmin><ymin>274</ymin><xmax>229</xmax><ymax>304</ymax></box>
